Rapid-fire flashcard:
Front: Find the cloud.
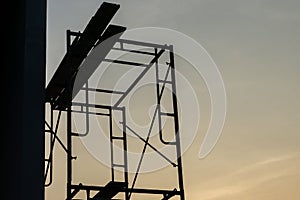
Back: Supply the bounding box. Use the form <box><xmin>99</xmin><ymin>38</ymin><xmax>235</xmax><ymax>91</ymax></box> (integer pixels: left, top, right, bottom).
<box><xmin>232</xmin><ymin>153</ymin><xmax>300</xmax><ymax>176</ymax></box>
<box><xmin>196</xmin><ymin>153</ymin><xmax>300</xmax><ymax>200</ymax></box>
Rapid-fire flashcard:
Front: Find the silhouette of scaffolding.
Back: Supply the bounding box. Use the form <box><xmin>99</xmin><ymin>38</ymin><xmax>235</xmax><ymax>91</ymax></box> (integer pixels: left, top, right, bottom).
<box><xmin>44</xmin><ymin>2</ymin><xmax>185</xmax><ymax>200</ymax></box>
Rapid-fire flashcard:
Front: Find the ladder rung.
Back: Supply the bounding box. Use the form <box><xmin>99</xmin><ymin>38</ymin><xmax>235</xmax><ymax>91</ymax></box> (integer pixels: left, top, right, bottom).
<box><xmin>112</xmin><ymin>163</ymin><xmax>125</xmax><ymax>168</ymax></box>
<box><xmin>45</xmin><ymin>130</ymin><xmax>51</xmax><ymax>133</ymax></box>
<box><xmin>158</xmin><ymin>79</ymin><xmax>172</xmax><ymax>84</ymax></box>
<box><xmin>160</xmin><ymin>112</ymin><xmax>175</xmax><ymax>117</ymax></box>
<box><xmin>112</xmin><ymin>136</ymin><xmax>124</xmax><ymax>140</ymax></box>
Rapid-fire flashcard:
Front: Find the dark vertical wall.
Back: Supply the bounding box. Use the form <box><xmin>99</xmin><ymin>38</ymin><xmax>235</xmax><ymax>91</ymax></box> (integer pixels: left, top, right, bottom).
<box><xmin>2</xmin><ymin>0</ymin><xmax>46</xmax><ymax>199</ymax></box>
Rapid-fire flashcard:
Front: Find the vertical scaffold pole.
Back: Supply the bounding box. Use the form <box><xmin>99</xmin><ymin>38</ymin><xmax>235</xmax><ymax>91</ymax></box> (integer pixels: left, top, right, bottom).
<box><xmin>169</xmin><ymin>45</ymin><xmax>185</xmax><ymax>200</ymax></box>
<box><xmin>122</xmin><ymin>107</ymin><xmax>129</xmax><ymax>200</ymax></box>
<box><xmin>66</xmin><ymin>29</ymin><xmax>72</xmax><ymax>200</ymax></box>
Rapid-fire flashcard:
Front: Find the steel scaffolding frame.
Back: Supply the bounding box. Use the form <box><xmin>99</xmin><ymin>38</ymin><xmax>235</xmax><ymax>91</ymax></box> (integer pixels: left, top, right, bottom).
<box><xmin>44</xmin><ymin>2</ymin><xmax>185</xmax><ymax>200</ymax></box>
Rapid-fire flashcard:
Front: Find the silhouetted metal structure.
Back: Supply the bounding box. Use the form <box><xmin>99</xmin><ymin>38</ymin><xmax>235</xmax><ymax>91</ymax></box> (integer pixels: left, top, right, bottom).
<box><xmin>45</xmin><ymin>2</ymin><xmax>185</xmax><ymax>200</ymax></box>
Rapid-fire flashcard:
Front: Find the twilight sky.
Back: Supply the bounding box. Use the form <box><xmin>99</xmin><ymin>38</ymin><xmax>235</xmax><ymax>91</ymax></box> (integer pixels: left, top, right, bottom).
<box><xmin>46</xmin><ymin>0</ymin><xmax>300</xmax><ymax>199</ymax></box>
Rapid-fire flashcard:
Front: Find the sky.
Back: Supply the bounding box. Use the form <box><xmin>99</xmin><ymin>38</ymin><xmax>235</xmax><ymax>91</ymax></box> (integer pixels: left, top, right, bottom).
<box><xmin>46</xmin><ymin>0</ymin><xmax>300</xmax><ymax>199</ymax></box>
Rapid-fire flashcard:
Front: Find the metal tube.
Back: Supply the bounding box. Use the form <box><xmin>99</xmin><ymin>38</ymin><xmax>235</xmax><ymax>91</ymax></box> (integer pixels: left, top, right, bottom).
<box><xmin>111</xmin><ymin>47</ymin><xmax>156</xmax><ymax>55</ymax></box>
<box><xmin>113</xmin><ymin>48</ymin><xmax>165</xmax><ymax>108</ymax></box>
<box><xmin>71</xmin><ymin>110</ymin><xmax>110</xmax><ymax>116</ymax></box>
<box><xmin>103</xmin><ymin>58</ymin><xmax>148</xmax><ymax>67</ymax></box>
<box><xmin>125</xmin><ymin>124</ymin><xmax>176</xmax><ymax>167</ymax></box>
<box><xmin>71</xmin><ymin>81</ymin><xmax>90</xmax><ymax>137</ymax></box>
<box><xmin>128</xmin><ymin>105</ymin><xmax>160</xmax><ymax>199</ymax></box>
<box><xmin>67</xmin><ymin>98</ymin><xmax>72</xmax><ymax>200</ymax></box>
<box><xmin>66</xmin><ymin>29</ymin><xmax>72</xmax><ymax>199</ymax></box>
<box><xmin>155</xmin><ymin>48</ymin><xmax>164</xmax><ymax>146</ymax></box>
<box><xmin>122</xmin><ymin>107</ymin><xmax>129</xmax><ymax>200</ymax></box>
<box><xmin>156</xmin><ymin>59</ymin><xmax>175</xmax><ymax>145</ymax></box>
<box><xmin>169</xmin><ymin>46</ymin><xmax>185</xmax><ymax>200</ymax></box>
<box><xmin>44</xmin><ymin>109</ymin><xmax>62</xmax><ymax>187</ymax></box>
<box><xmin>118</xmin><ymin>38</ymin><xmax>170</xmax><ymax>49</ymax></box>
<box><xmin>72</xmin><ymin>102</ymin><xmax>112</xmax><ymax>110</ymax></box>
<box><xmin>49</xmin><ymin>105</ymin><xmax>54</xmax><ymax>185</ymax></box>
<box><xmin>70</xmin><ymin>184</ymin><xmax>181</xmax><ymax>195</ymax></box>
<box><xmin>44</xmin><ymin>106</ymin><xmax>54</xmax><ymax>187</ymax></box>
<box><xmin>82</xmin><ymin>87</ymin><xmax>124</xmax><ymax>94</ymax></box>
<box><xmin>109</xmin><ymin>108</ymin><xmax>114</xmax><ymax>181</ymax></box>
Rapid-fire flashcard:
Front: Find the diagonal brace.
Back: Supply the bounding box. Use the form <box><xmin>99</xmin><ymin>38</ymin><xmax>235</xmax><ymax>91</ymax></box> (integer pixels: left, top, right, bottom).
<box><xmin>122</xmin><ymin>123</ymin><xmax>176</xmax><ymax>167</ymax></box>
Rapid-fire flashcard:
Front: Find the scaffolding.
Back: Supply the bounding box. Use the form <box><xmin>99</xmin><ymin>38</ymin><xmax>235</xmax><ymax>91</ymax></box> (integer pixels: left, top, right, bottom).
<box><xmin>44</xmin><ymin>2</ymin><xmax>185</xmax><ymax>200</ymax></box>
